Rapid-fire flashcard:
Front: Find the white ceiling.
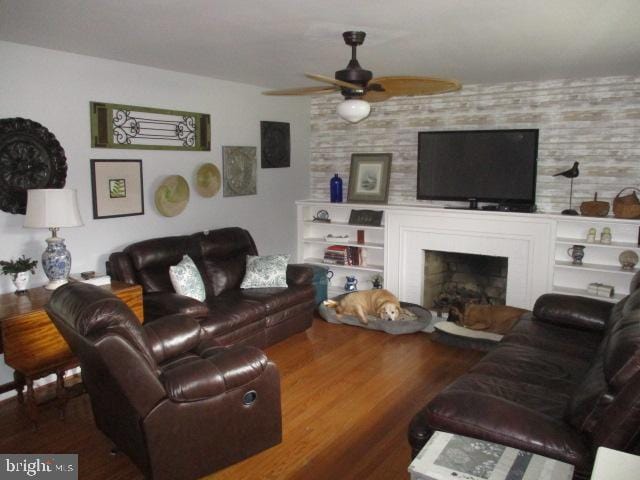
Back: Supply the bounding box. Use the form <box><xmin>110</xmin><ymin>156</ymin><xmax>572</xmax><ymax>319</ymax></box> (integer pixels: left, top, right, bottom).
<box><xmin>1</xmin><ymin>0</ymin><xmax>639</xmax><ymax>89</ymax></box>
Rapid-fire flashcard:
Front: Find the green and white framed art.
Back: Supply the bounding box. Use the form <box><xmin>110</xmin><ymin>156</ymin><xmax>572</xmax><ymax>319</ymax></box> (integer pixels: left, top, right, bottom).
<box><xmin>347</xmin><ymin>153</ymin><xmax>392</xmax><ymax>203</ymax></box>
<box><xmin>90</xmin><ymin>102</ymin><xmax>211</xmax><ymax>151</ymax></box>
<box><xmin>90</xmin><ymin>159</ymin><xmax>144</xmax><ymax>219</ymax></box>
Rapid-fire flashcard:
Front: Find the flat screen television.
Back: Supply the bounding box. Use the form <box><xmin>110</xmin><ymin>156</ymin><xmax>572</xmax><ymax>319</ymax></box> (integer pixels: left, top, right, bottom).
<box><xmin>417</xmin><ymin>129</ymin><xmax>538</xmax><ymax>209</ymax></box>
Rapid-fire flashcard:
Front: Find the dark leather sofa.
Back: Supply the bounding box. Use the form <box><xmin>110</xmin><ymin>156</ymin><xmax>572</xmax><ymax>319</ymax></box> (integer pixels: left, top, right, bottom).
<box><xmin>108</xmin><ymin>227</ymin><xmax>315</xmax><ymax>348</ymax></box>
<box><xmin>409</xmin><ymin>271</ymin><xmax>640</xmax><ymax>479</ymax></box>
<box><xmin>46</xmin><ymin>283</ymin><xmax>282</xmax><ymax>480</ymax></box>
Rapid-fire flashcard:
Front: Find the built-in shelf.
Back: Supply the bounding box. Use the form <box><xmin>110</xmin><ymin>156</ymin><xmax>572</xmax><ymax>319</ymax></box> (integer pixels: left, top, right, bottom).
<box><xmin>298</xmin><ymin>201</ymin><xmax>640</xmax><ymax>309</ymax></box>
<box><xmin>556</xmin><ymin>238</ymin><xmax>640</xmax><ymax>250</ymax></box>
<box><xmin>555</xmin><ymin>260</ymin><xmax>637</xmax><ymax>275</ymax></box>
<box><xmin>553</xmin><ymin>217</ymin><xmax>640</xmax><ymax>303</ymax></box>
<box><xmin>303</xmin><ymin>220</ymin><xmax>384</xmax><ymax>231</ymax></box>
<box><xmin>298</xmin><ymin>202</ymin><xmax>387</xmax><ymax>294</ymax></box>
<box><xmin>552</xmin><ymin>285</ymin><xmax>624</xmax><ymax>302</ymax></box>
<box><xmin>303</xmin><ymin>258</ymin><xmax>383</xmax><ymax>273</ymax></box>
<box><xmin>303</xmin><ymin>237</ymin><xmax>384</xmax><ymax>249</ymax></box>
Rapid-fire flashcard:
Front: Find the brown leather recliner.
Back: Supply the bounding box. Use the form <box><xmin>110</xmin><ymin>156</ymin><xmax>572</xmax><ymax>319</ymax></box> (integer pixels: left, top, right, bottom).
<box><xmin>409</xmin><ymin>271</ymin><xmax>640</xmax><ymax>479</ymax></box>
<box><xmin>46</xmin><ymin>283</ymin><xmax>282</xmax><ymax>480</ymax></box>
<box><xmin>108</xmin><ymin>227</ymin><xmax>316</xmax><ymax>348</ymax></box>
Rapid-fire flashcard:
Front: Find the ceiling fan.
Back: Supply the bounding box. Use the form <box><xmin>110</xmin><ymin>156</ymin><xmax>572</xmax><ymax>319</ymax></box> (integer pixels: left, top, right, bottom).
<box><xmin>263</xmin><ymin>31</ymin><xmax>461</xmax><ymax>123</ymax></box>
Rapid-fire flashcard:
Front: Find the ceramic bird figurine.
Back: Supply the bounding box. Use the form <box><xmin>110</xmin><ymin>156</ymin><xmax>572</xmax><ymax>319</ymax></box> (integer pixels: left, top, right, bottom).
<box><xmin>553</xmin><ymin>162</ymin><xmax>580</xmax><ymax>215</ymax></box>
<box><xmin>553</xmin><ymin>161</ymin><xmax>579</xmax><ymax>178</ymax></box>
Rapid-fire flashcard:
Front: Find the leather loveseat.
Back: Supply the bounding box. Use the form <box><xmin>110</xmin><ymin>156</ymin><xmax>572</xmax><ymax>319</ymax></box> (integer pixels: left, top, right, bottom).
<box><xmin>108</xmin><ymin>227</ymin><xmax>315</xmax><ymax>348</ymax></box>
<box><xmin>46</xmin><ymin>283</ymin><xmax>282</xmax><ymax>480</ymax></box>
<box><xmin>409</xmin><ymin>271</ymin><xmax>640</xmax><ymax>479</ymax></box>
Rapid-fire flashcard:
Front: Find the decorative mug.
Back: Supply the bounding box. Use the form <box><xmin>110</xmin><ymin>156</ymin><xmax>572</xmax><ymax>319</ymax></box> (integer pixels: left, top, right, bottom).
<box><xmin>344</xmin><ymin>276</ymin><xmax>358</xmax><ymax>291</ymax></box>
<box><xmin>567</xmin><ymin>245</ymin><xmax>585</xmax><ymax>265</ymax></box>
<box><xmin>327</xmin><ymin>270</ymin><xmax>334</xmax><ymax>283</ymax></box>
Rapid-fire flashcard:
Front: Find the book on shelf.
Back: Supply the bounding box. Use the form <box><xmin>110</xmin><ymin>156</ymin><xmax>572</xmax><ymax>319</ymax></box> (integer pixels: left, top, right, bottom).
<box><xmin>323</xmin><ymin>245</ymin><xmax>363</xmax><ymax>266</ymax></box>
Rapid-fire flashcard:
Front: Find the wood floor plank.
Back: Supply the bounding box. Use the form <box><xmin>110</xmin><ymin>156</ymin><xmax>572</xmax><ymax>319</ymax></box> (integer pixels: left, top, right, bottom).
<box><xmin>0</xmin><ymin>318</ymin><xmax>483</xmax><ymax>479</ymax></box>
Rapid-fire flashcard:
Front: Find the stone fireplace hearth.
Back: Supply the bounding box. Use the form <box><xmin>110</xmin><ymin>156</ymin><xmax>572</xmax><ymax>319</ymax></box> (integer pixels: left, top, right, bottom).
<box><xmin>423</xmin><ymin>251</ymin><xmax>508</xmax><ymax>312</ymax></box>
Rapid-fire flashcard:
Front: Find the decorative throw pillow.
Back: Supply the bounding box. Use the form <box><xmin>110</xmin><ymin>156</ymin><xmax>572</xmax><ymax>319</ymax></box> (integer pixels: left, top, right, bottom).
<box><xmin>169</xmin><ymin>255</ymin><xmax>206</xmax><ymax>301</ymax></box>
<box><xmin>240</xmin><ymin>254</ymin><xmax>290</xmax><ymax>289</ymax></box>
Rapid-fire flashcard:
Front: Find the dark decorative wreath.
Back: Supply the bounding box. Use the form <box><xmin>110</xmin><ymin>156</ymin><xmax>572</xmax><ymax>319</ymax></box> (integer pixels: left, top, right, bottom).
<box><xmin>0</xmin><ymin>118</ymin><xmax>67</xmax><ymax>214</ymax></box>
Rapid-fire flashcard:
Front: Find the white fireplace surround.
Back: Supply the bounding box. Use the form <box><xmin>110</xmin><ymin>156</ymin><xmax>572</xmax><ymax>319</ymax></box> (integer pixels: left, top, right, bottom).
<box><xmin>385</xmin><ymin>208</ymin><xmax>556</xmax><ymax>309</ymax></box>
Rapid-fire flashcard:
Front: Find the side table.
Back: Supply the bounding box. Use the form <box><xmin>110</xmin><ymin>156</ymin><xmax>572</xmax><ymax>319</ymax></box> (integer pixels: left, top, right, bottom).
<box><xmin>409</xmin><ymin>431</ymin><xmax>574</xmax><ymax>480</ymax></box>
<box><xmin>0</xmin><ymin>281</ymin><xmax>143</xmax><ymax>427</ymax></box>
<box><xmin>590</xmin><ymin>446</ymin><xmax>640</xmax><ymax>480</ymax></box>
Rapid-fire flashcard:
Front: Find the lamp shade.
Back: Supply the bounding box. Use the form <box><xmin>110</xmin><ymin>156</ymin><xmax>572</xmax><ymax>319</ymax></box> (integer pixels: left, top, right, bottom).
<box><xmin>24</xmin><ymin>189</ymin><xmax>83</xmax><ymax>229</ymax></box>
<box><xmin>336</xmin><ymin>99</ymin><xmax>371</xmax><ymax>123</ymax></box>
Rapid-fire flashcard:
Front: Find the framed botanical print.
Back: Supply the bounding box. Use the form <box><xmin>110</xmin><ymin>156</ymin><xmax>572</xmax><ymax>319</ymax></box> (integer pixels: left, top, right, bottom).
<box><xmin>347</xmin><ymin>153</ymin><xmax>392</xmax><ymax>203</ymax></box>
<box><xmin>90</xmin><ymin>159</ymin><xmax>144</xmax><ymax>219</ymax></box>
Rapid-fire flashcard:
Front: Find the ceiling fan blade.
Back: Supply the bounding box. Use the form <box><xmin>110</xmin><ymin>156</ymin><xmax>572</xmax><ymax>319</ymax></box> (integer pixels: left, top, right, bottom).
<box><xmin>305</xmin><ymin>73</ymin><xmax>362</xmax><ymax>90</ymax></box>
<box><xmin>363</xmin><ymin>76</ymin><xmax>461</xmax><ymax>102</ymax></box>
<box><xmin>262</xmin><ymin>85</ymin><xmax>339</xmax><ymax>96</ymax></box>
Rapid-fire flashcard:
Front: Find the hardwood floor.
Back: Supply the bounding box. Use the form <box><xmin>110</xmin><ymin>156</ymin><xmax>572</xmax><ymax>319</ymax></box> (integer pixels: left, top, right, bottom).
<box><xmin>0</xmin><ymin>318</ymin><xmax>484</xmax><ymax>479</ymax></box>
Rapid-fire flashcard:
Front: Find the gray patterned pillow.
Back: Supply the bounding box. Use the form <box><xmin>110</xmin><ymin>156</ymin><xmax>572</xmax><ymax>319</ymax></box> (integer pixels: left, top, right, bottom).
<box><xmin>169</xmin><ymin>255</ymin><xmax>206</xmax><ymax>301</ymax></box>
<box><xmin>240</xmin><ymin>254</ymin><xmax>290</xmax><ymax>289</ymax></box>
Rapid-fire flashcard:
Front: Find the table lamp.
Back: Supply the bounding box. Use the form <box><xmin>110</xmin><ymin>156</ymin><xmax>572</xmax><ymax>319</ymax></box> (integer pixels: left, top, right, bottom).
<box><xmin>24</xmin><ymin>189</ymin><xmax>83</xmax><ymax>290</ymax></box>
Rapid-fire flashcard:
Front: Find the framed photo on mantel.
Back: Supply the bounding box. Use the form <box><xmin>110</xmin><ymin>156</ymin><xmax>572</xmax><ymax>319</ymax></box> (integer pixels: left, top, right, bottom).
<box><xmin>347</xmin><ymin>153</ymin><xmax>392</xmax><ymax>204</ymax></box>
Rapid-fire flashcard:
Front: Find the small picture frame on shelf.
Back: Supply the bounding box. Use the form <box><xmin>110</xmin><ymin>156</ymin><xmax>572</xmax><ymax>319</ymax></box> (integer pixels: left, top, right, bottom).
<box><xmin>348</xmin><ymin>209</ymin><xmax>383</xmax><ymax>227</ymax></box>
<box><xmin>347</xmin><ymin>153</ymin><xmax>392</xmax><ymax>203</ymax></box>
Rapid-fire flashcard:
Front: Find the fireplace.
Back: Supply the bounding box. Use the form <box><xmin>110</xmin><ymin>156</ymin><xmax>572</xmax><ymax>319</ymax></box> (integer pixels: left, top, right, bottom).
<box><xmin>385</xmin><ymin>209</ymin><xmax>555</xmax><ymax>309</ymax></box>
<box><xmin>423</xmin><ymin>251</ymin><xmax>508</xmax><ymax>312</ymax></box>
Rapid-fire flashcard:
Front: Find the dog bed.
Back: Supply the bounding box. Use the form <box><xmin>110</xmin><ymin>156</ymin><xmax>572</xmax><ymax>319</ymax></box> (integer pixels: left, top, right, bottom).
<box><xmin>432</xmin><ymin>321</ymin><xmax>503</xmax><ymax>351</ymax></box>
<box><xmin>318</xmin><ymin>295</ymin><xmax>433</xmax><ymax>335</ymax></box>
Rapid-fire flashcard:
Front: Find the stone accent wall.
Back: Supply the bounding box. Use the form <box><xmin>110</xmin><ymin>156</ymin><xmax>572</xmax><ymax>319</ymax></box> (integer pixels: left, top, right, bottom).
<box><xmin>310</xmin><ymin>75</ymin><xmax>640</xmax><ymax>213</ymax></box>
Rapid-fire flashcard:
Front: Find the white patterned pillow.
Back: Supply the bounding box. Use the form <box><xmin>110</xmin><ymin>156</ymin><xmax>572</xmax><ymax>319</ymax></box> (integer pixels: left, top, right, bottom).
<box><xmin>240</xmin><ymin>254</ymin><xmax>290</xmax><ymax>289</ymax></box>
<box><xmin>169</xmin><ymin>255</ymin><xmax>206</xmax><ymax>301</ymax></box>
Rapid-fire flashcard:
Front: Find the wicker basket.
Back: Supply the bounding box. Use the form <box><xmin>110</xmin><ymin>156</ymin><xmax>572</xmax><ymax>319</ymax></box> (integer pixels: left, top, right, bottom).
<box><xmin>580</xmin><ymin>193</ymin><xmax>610</xmax><ymax>217</ymax></box>
<box><xmin>613</xmin><ymin>187</ymin><xmax>640</xmax><ymax>219</ymax></box>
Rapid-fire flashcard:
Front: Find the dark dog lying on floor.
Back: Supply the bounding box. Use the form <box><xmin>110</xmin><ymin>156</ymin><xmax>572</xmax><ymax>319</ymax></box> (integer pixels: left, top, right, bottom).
<box><xmin>447</xmin><ymin>301</ymin><xmax>528</xmax><ymax>335</ymax></box>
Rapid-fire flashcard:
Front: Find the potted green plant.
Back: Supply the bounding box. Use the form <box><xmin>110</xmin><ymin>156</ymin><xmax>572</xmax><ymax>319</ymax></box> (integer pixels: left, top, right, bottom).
<box><xmin>370</xmin><ymin>273</ymin><xmax>383</xmax><ymax>289</ymax></box>
<box><xmin>0</xmin><ymin>255</ymin><xmax>38</xmax><ymax>294</ymax></box>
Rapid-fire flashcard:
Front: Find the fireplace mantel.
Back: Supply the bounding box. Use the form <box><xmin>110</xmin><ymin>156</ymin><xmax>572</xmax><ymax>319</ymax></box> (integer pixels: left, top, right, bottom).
<box><xmin>385</xmin><ymin>207</ymin><xmax>555</xmax><ymax>309</ymax></box>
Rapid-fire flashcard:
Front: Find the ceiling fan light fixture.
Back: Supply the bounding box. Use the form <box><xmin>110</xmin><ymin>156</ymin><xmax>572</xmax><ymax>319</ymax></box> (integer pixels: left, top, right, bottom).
<box><xmin>336</xmin><ymin>99</ymin><xmax>371</xmax><ymax>123</ymax></box>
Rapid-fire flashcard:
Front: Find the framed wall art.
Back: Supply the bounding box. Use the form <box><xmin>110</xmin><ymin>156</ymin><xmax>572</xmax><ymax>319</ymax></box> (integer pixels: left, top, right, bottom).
<box><xmin>90</xmin><ymin>102</ymin><xmax>211</xmax><ymax>151</ymax></box>
<box><xmin>155</xmin><ymin>175</ymin><xmax>190</xmax><ymax>217</ymax></box>
<box><xmin>195</xmin><ymin>163</ymin><xmax>221</xmax><ymax>198</ymax></box>
<box><xmin>0</xmin><ymin>117</ymin><xmax>67</xmax><ymax>214</ymax></box>
<box><xmin>90</xmin><ymin>159</ymin><xmax>144</xmax><ymax>219</ymax></box>
<box><xmin>223</xmin><ymin>146</ymin><xmax>257</xmax><ymax>197</ymax></box>
<box><xmin>347</xmin><ymin>153</ymin><xmax>392</xmax><ymax>204</ymax></box>
<box><xmin>260</xmin><ymin>121</ymin><xmax>290</xmax><ymax>168</ymax></box>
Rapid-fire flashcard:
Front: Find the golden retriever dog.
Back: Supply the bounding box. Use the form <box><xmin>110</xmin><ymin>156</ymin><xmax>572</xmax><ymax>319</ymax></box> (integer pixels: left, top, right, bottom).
<box><xmin>324</xmin><ymin>289</ymin><xmax>407</xmax><ymax>325</ymax></box>
<box><xmin>447</xmin><ymin>302</ymin><xmax>527</xmax><ymax>335</ymax></box>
